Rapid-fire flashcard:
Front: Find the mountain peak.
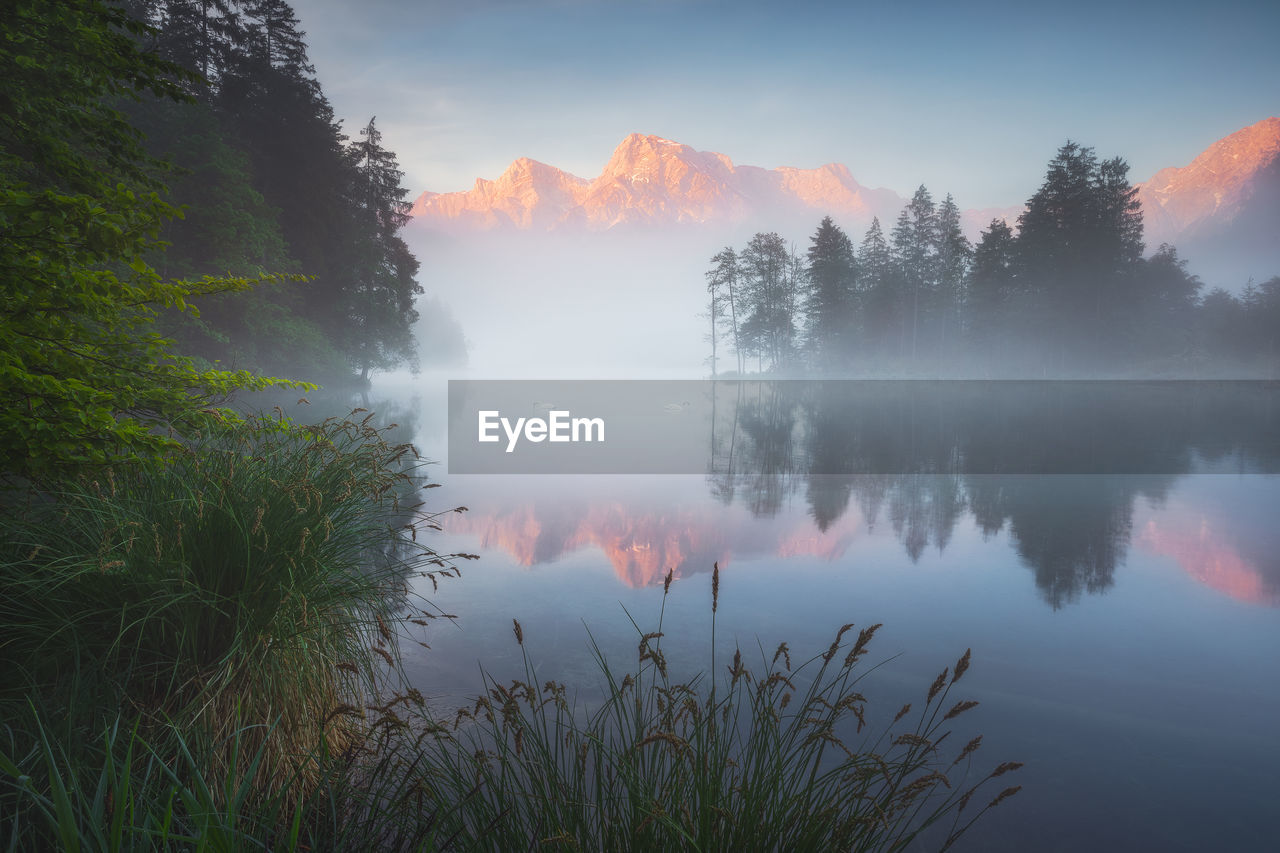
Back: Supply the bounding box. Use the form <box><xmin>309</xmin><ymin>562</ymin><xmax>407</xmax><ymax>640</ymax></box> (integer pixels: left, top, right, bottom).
<box><xmin>1137</xmin><ymin>115</ymin><xmax>1280</xmax><ymax>245</ymax></box>
<box><xmin>412</xmin><ymin>133</ymin><xmax>901</xmax><ymax>233</ymax></box>
<box><xmin>410</xmin><ymin>121</ymin><xmax>1280</xmax><ymax>263</ymax></box>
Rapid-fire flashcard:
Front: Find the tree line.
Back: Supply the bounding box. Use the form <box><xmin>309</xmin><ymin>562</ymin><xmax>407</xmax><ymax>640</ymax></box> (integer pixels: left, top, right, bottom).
<box><xmin>119</xmin><ymin>0</ymin><xmax>464</xmax><ymax>381</ymax></box>
<box><xmin>0</xmin><ymin>0</ymin><xmax>466</xmax><ymax>477</ymax></box>
<box><xmin>705</xmin><ymin>142</ymin><xmax>1280</xmax><ymax>376</ymax></box>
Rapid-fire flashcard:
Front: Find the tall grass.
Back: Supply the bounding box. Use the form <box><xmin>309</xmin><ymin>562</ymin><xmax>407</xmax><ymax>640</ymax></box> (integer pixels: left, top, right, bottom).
<box><xmin>0</xmin><ymin>413</ymin><xmax>1020</xmax><ymax>850</ymax></box>
<box><xmin>0</xmin><ymin>412</ymin><xmax>470</xmax><ymax>847</ymax></box>
<box><xmin>403</xmin><ymin>565</ymin><xmax>1022</xmax><ymax>851</ymax></box>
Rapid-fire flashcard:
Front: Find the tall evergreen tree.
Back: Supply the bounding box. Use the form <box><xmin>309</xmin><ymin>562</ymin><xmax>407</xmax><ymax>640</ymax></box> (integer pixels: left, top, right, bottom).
<box><xmin>1015</xmin><ymin>141</ymin><xmax>1144</xmax><ymax>364</ymax></box>
<box><xmin>802</xmin><ymin>216</ymin><xmax>858</xmax><ymax>373</ymax></box>
<box><xmin>1131</xmin><ymin>244</ymin><xmax>1200</xmax><ymax>361</ymax></box>
<box><xmin>891</xmin><ymin>186</ymin><xmax>937</xmax><ymax>363</ymax></box>
<box><xmin>128</xmin><ymin>0</ymin><xmax>241</xmax><ymax>86</ymax></box>
<box><xmin>113</xmin><ymin>0</ymin><xmax>436</xmax><ymax>380</ymax></box>
<box><xmin>1243</xmin><ymin>277</ymin><xmax>1280</xmax><ymax>366</ymax></box>
<box><xmin>933</xmin><ymin>193</ymin><xmax>970</xmax><ymax>361</ymax></box>
<box><xmin>343</xmin><ymin>117</ymin><xmax>422</xmax><ymax>380</ymax></box>
<box><xmin>966</xmin><ymin>218</ymin><xmax>1018</xmax><ymax>361</ymax></box>
<box><xmin>242</xmin><ymin>0</ymin><xmax>311</xmax><ymax>73</ymax></box>
<box><xmin>858</xmin><ymin>216</ymin><xmax>896</xmax><ymax>360</ymax></box>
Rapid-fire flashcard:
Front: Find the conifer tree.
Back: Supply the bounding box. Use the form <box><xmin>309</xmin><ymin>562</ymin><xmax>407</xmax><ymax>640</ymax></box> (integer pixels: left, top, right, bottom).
<box><xmin>343</xmin><ymin>117</ymin><xmax>422</xmax><ymax>380</ymax></box>
<box><xmin>802</xmin><ymin>216</ymin><xmax>858</xmax><ymax>373</ymax></box>
<box><xmin>934</xmin><ymin>194</ymin><xmax>971</xmax><ymax>360</ymax></box>
<box><xmin>858</xmin><ymin>217</ymin><xmax>896</xmax><ymax>360</ymax></box>
<box><xmin>1015</xmin><ymin>141</ymin><xmax>1144</xmax><ymax>363</ymax></box>
<box><xmin>966</xmin><ymin>218</ymin><xmax>1018</xmax><ymax>362</ymax></box>
<box><xmin>892</xmin><ymin>186</ymin><xmax>937</xmax><ymax>363</ymax></box>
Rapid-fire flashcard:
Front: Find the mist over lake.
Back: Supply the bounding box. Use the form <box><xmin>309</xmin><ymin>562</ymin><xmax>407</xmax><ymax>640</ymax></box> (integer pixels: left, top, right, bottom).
<box><xmin>300</xmin><ymin>373</ymin><xmax>1280</xmax><ymax>853</ymax></box>
<box><xmin>7</xmin><ymin>1</ymin><xmax>1280</xmax><ymax>849</ymax></box>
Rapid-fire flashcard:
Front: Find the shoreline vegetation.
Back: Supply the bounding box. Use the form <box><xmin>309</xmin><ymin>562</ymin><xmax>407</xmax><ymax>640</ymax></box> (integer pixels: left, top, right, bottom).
<box><xmin>32</xmin><ymin>1</ymin><xmax>1249</xmax><ymax>847</ymax></box>
<box><xmin>0</xmin><ymin>4</ymin><xmax>1022</xmax><ymax>841</ymax></box>
<box><xmin>0</xmin><ymin>417</ymin><xmax>1022</xmax><ymax>849</ymax></box>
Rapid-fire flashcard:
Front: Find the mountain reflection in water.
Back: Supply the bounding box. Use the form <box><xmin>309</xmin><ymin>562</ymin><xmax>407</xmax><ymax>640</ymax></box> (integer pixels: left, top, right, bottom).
<box><xmin>442</xmin><ymin>382</ymin><xmax>1280</xmax><ymax>609</ymax></box>
<box><xmin>339</xmin><ymin>377</ymin><xmax>1280</xmax><ymax>853</ymax></box>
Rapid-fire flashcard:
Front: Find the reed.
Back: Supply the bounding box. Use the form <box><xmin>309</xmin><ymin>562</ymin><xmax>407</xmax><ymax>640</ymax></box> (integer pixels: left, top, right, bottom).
<box><xmin>0</xmin><ymin>413</ymin><xmax>1018</xmax><ymax>850</ymax></box>
<box><xmin>403</xmin><ymin>568</ymin><xmax>1021</xmax><ymax>852</ymax></box>
<box><xmin>0</xmin><ymin>412</ymin><xmax>469</xmax><ymax>847</ymax></box>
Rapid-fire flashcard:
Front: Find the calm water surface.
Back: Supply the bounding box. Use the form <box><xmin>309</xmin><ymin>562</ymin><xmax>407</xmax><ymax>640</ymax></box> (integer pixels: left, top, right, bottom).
<box><xmin>329</xmin><ymin>378</ymin><xmax>1280</xmax><ymax>852</ymax></box>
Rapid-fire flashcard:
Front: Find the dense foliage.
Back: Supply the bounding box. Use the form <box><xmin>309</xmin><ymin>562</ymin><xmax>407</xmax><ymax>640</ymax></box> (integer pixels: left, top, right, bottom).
<box><xmin>0</xmin><ymin>0</ymin><xmax>314</xmax><ymax>479</ymax></box>
<box><xmin>706</xmin><ymin>142</ymin><xmax>1280</xmax><ymax>376</ymax></box>
<box><xmin>0</xmin><ymin>413</ymin><xmax>471</xmax><ymax>849</ymax></box>
<box><xmin>116</xmin><ymin>0</ymin><xmax>463</xmax><ymax>381</ymax></box>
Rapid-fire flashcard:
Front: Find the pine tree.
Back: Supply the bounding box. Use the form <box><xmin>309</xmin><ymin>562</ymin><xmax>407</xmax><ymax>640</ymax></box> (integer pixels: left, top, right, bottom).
<box><xmin>110</xmin><ymin>0</ymin><xmax>440</xmax><ymax>380</ymax></box>
<box><xmin>891</xmin><ymin>186</ymin><xmax>937</xmax><ymax>363</ymax></box>
<box><xmin>966</xmin><ymin>218</ymin><xmax>1018</xmax><ymax>365</ymax></box>
<box><xmin>129</xmin><ymin>0</ymin><xmax>242</xmax><ymax>86</ymax></box>
<box><xmin>802</xmin><ymin>216</ymin><xmax>858</xmax><ymax>374</ymax></box>
<box><xmin>934</xmin><ymin>194</ymin><xmax>971</xmax><ymax>362</ymax></box>
<box><xmin>343</xmin><ymin>117</ymin><xmax>422</xmax><ymax>380</ymax></box>
<box><xmin>1132</xmin><ymin>244</ymin><xmax>1200</xmax><ymax>360</ymax></box>
<box><xmin>1015</xmin><ymin>141</ymin><xmax>1144</xmax><ymax>364</ymax></box>
<box><xmin>858</xmin><ymin>217</ymin><xmax>896</xmax><ymax>360</ymax></box>
<box><xmin>243</xmin><ymin>0</ymin><xmax>312</xmax><ymax>74</ymax></box>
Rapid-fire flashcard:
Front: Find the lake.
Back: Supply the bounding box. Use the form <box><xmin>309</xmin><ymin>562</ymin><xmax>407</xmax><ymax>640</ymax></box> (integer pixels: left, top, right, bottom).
<box><xmin>310</xmin><ymin>377</ymin><xmax>1280</xmax><ymax>852</ymax></box>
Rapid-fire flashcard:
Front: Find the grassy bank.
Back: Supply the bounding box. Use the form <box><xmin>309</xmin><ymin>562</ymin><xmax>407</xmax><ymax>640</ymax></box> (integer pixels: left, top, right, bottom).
<box><xmin>0</xmin><ymin>416</ymin><xmax>1019</xmax><ymax>850</ymax></box>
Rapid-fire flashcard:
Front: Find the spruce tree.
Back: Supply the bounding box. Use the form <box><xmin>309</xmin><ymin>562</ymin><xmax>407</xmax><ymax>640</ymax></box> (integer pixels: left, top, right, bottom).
<box><xmin>802</xmin><ymin>216</ymin><xmax>858</xmax><ymax>374</ymax></box>
<box><xmin>1015</xmin><ymin>141</ymin><xmax>1144</xmax><ymax>365</ymax></box>
<box><xmin>343</xmin><ymin>117</ymin><xmax>422</xmax><ymax>380</ymax></box>
<box><xmin>891</xmin><ymin>187</ymin><xmax>937</xmax><ymax>363</ymax></box>
<box><xmin>966</xmin><ymin>218</ymin><xmax>1018</xmax><ymax>365</ymax></box>
<box><xmin>934</xmin><ymin>194</ymin><xmax>970</xmax><ymax>361</ymax></box>
<box><xmin>858</xmin><ymin>217</ymin><xmax>896</xmax><ymax>360</ymax></box>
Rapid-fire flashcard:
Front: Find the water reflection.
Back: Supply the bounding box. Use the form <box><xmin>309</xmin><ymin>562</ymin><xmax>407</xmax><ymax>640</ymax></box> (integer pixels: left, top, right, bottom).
<box><xmin>443</xmin><ymin>472</ymin><xmax>1278</xmax><ymax>610</ymax></box>
<box><xmin>702</xmin><ymin>381</ymin><xmax>1280</xmax><ymax>607</ymax></box>
<box><xmin>444</xmin><ymin>382</ymin><xmax>1280</xmax><ymax>609</ymax></box>
<box><xmin>256</xmin><ymin>381</ymin><xmax>1280</xmax><ymax>611</ymax></box>
<box><xmin>710</xmin><ymin>380</ymin><xmax>1280</xmax><ymax>478</ymax></box>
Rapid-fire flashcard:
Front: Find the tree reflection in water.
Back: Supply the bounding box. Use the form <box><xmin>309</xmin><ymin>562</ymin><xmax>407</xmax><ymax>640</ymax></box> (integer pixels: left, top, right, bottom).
<box><xmin>707</xmin><ymin>381</ymin><xmax>1279</xmax><ymax>608</ymax></box>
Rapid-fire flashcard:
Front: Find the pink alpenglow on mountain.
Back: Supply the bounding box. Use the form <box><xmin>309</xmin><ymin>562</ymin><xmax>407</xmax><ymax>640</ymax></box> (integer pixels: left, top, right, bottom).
<box><xmin>411</xmin><ymin>120</ymin><xmax>1280</xmax><ymax>278</ymax></box>
<box><xmin>410</xmin><ymin>133</ymin><xmax>908</xmax><ymax>234</ymax></box>
<box><xmin>1136</xmin><ymin>116</ymin><xmax>1280</xmax><ymax>247</ymax></box>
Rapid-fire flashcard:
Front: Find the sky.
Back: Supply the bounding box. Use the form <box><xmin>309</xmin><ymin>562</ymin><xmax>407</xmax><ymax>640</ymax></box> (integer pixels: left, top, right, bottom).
<box><xmin>288</xmin><ymin>0</ymin><xmax>1280</xmax><ymax>210</ymax></box>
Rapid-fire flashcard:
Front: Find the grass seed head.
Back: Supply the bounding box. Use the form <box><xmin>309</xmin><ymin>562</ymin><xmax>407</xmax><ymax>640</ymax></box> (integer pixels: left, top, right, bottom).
<box><xmin>927</xmin><ymin>668</ymin><xmax>949</xmax><ymax>704</ymax></box>
<box><xmin>712</xmin><ymin>562</ymin><xmax>720</xmax><ymax>613</ymax></box>
<box><xmin>944</xmin><ymin>700</ymin><xmax>979</xmax><ymax>720</ymax></box>
<box><xmin>952</xmin><ymin>648</ymin><xmax>971</xmax><ymax>684</ymax></box>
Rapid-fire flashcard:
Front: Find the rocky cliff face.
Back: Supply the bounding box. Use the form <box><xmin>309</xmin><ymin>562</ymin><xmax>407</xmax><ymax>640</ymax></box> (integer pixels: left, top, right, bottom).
<box><xmin>1135</xmin><ymin>117</ymin><xmax>1280</xmax><ymax>247</ymax></box>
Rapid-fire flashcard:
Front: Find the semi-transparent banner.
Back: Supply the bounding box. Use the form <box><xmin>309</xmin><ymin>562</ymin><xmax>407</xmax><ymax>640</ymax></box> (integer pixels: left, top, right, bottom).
<box><xmin>447</xmin><ymin>380</ymin><xmax>1280</xmax><ymax>475</ymax></box>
